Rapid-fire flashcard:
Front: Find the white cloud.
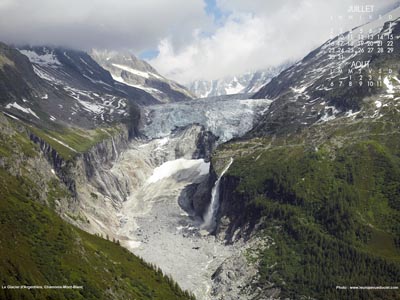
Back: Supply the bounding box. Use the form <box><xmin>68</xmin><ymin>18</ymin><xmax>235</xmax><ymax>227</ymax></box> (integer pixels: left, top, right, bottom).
<box><xmin>0</xmin><ymin>0</ymin><xmax>211</xmax><ymax>51</ymax></box>
<box><xmin>150</xmin><ymin>0</ymin><xmax>399</xmax><ymax>83</ymax></box>
<box><xmin>0</xmin><ymin>0</ymin><xmax>398</xmax><ymax>83</ymax></box>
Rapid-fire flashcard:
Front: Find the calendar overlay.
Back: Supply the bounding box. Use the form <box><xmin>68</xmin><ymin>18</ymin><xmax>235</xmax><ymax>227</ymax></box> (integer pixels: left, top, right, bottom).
<box><xmin>326</xmin><ymin>5</ymin><xmax>398</xmax><ymax>90</ymax></box>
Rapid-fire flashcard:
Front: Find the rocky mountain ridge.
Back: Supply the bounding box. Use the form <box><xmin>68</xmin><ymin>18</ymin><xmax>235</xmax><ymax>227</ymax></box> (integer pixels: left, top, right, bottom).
<box><xmin>188</xmin><ymin>65</ymin><xmax>289</xmax><ymax>98</ymax></box>
<box><xmin>1</xmin><ymin>44</ymin><xmax>164</xmax><ymax>131</ymax></box>
<box><xmin>90</xmin><ymin>49</ymin><xmax>194</xmax><ymax>103</ymax></box>
<box><xmin>251</xmin><ymin>7</ymin><xmax>400</xmax><ymax>135</ymax></box>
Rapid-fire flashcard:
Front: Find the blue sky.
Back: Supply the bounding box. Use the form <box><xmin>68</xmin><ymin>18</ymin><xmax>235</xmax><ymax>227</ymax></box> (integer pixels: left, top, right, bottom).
<box><xmin>204</xmin><ymin>0</ymin><xmax>226</xmax><ymax>23</ymax></box>
<box><xmin>140</xmin><ymin>0</ymin><xmax>226</xmax><ymax>60</ymax></box>
<box><xmin>139</xmin><ymin>49</ymin><xmax>160</xmax><ymax>60</ymax></box>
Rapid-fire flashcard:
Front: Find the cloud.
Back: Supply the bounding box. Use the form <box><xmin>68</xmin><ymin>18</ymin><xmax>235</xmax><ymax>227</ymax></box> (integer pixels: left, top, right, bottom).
<box><xmin>0</xmin><ymin>0</ymin><xmax>398</xmax><ymax>83</ymax></box>
<box><xmin>150</xmin><ymin>0</ymin><xmax>399</xmax><ymax>83</ymax></box>
<box><xmin>0</xmin><ymin>0</ymin><xmax>211</xmax><ymax>51</ymax></box>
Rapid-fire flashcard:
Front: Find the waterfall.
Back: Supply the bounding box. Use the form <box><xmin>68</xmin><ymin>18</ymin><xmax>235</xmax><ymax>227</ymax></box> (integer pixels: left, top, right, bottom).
<box><xmin>202</xmin><ymin>157</ymin><xmax>234</xmax><ymax>232</ymax></box>
<box><xmin>111</xmin><ymin>137</ymin><xmax>118</xmax><ymax>159</ymax></box>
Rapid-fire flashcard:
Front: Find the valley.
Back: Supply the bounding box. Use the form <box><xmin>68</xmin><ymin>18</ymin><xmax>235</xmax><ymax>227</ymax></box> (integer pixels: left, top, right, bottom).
<box><xmin>1</xmin><ymin>2</ymin><xmax>400</xmax><ymax>299</ymax></box>
<box><xmin>76</xmin><ymin>97</ymin><xmax>272</xmax><ymax>299</ymax></box>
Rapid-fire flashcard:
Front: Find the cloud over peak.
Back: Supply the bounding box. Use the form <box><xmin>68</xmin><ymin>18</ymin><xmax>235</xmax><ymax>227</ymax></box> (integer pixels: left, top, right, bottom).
<box><xmin>0</xmin><ymin>0</ymin><xmax>398</xmax><ymax>83</ymax></box>
<box><xmin>0</xmin><ymin>0</ymin><xmax>210</xmax><ymax>51</ymax></box>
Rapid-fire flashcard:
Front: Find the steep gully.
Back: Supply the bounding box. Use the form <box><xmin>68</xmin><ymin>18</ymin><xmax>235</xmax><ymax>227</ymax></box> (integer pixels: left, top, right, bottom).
<box><xmin>52</xmin><ymin>98</ymin><xmax>271</xmax><ymax>299</ymax></box>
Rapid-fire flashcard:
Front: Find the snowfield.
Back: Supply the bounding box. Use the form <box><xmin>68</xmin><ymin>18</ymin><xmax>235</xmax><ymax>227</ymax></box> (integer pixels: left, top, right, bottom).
<box><xmin>147</xmin><ymin>158</ymin><xmax>210</xmax><ymax>184</ymax></box>
<box><xmin>5</xmin><ymin>102</ymin><xmax>40</xmax><ymax>119</ymax></box>
<box><xmin>19</xmin><ymin>50</ymin><xmax>61</xmax><ymax>67</ymax></box>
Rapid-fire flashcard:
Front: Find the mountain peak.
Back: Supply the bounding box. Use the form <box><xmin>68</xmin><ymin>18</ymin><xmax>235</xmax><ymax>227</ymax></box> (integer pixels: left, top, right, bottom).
<box><xmin>90</xmin><ymin>49</ymin><xmax>194</xmax><ymax>103</ymax></box>
<box><xmin>91</xmin><ymin>49</ymin><xmax>158</xmax><ymax>74</ymax></box>
<box><xmin>187</xmin><ymin>64</ymin><xmax>291</xmax><ymax>98</ymax></box>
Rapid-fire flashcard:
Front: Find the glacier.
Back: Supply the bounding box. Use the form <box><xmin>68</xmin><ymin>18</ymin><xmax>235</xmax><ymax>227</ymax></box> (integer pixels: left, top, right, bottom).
<box><xmin>76</xmin><ymin>96</ymin><xmax>273</xmax><ymax>300</ymax></box>
<box><xmin>141</xmin><ymin>97</ymin><xmax>272</xmax><ymax>143</ymax></box>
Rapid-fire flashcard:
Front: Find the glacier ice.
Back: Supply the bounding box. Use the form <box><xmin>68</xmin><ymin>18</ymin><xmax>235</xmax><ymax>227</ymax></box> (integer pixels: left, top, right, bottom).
<box><xmin>141</xmin><ymin>98</ymin><xmax>272</xmax><ymax>143</ymax></box>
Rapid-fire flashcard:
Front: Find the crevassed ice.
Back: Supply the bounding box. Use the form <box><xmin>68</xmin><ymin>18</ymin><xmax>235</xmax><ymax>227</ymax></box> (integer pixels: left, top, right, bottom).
<box><xmin>142</xmin><ymin>98</ymin><xmax>272</xmax><ymax>143</ymax></box>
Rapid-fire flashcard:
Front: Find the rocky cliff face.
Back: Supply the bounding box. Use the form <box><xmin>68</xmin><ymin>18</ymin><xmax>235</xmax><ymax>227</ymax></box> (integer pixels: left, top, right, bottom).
<box><xmin>70</xmin><ymin>125</ymin><xmax>130</xmax><ymax>231</ymax></box>
<box><xmin>178</xmin><ymin>169</ymin><xmax>216</xmax><ymax>218</ymax></box>
<box><xmin>216</xmin><ymin>175</ymin><xmax>261</xmax><ymax>242</ymax></box>
<box><xmin>90</xmin><ymin>49</ymin><xmax>194</xmax><ymax>103</ymax></box>
<box><xmin>0</xmin><ymin>112</ymin><xmax>75</xmax><ymax>214</ymax></box>
<box><xmin>29</xmin><ymin>133</ymin><xmax>75</xmax><ymax>192</ymax></box>
<box><xmin>27</xmin><ymin>121</ymin><xmax>131</xmax><ymax>232</ymax></box>
<box><xmin>27</xmin><ymin>115</ymin><xmax>220</xmax><ymax>241</ymax></box>
<box><xmin>0</xmin><ymin>112</ymin><xmax>195</xmax><ymax>300</ymax></box>
<box><xmin>0</xmin><ymin>42</ymin><xmax>46</xmax><ymax>105</ymax></box>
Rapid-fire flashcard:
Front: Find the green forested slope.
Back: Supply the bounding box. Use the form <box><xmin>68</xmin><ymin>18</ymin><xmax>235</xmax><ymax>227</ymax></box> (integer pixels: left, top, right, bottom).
<box><xmin>214</xmin><ymin>115</ymin><xmax>400</xmax><ymax>299</ymax></box>
<box><xmin>0</xmin><ymin>113</ymin><xmax>194</xmax><ymax>300</ymax></box>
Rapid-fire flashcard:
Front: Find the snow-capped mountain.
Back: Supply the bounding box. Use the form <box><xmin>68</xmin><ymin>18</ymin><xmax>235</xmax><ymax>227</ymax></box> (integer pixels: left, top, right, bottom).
<box><xmin>188</xmin><ymin>66</ymin><xmax>289</xmax><ymax>98</ymax></box>
<box><xmin>0</xmin><ymin>43</ymin><xmax>160</xmax><ymax>131</ymax></box>
<box><xmin>251</xmin><ymin>6</ymin><xmax>400</xmax><ymax>136</ymax></box>
<box><xmin>90</xmin><ymin>50</ymin><xmax>194</xmax><ymax>103</ymax></box>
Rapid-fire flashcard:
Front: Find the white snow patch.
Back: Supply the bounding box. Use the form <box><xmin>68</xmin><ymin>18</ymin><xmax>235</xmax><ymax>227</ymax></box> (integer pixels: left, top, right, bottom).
<box><xmin>77</xmin><ymin>99</ymin><xmax>103</xmax><ymax>114</ymax></box>
<box><xmin>32</xmin><ymin>66</ymin><xmax>60</xmax><ymax>83</ymax></box>
<box><xmin>291</xmin><ymin>86</ymin><xmax>307</xmax><ymax>93</ymax></box>
<box><xmin>154</xmin><ymin>137</ymin><xmax>169</xmax><ymax>150</ymax></box>
<box><xmin>137</xmin><ymin>143</ymin><xmax>149</xmax><ymax>148</ymax></box>
<box><xmin>111</xmin><ymin>73</ymin><xmax>125</xmax><ymax>83</ymax></box>
<box><xmin>79</xmin><ymin>57</ymin><xmax>90</xmax><ymax>66</ymax></box>
<box><xmin>384</xmin><ymin>77</ymin><xmax>394</xmax><ymax>94</ymax></box>
<box><xmin>319</xmin><ymin>106</ymin><xmax>340</xmax><ymax>122</ymax></box>
<box><xmin>2</xmin><ymin>112</ymin><xmax>20</xmax><ymax>120</ymax></box>
<box><xmin>5</xmin><ymin>102</ymin><xmax>40</xmax><ymax>119</ymax></box>
<box><xmin>148</xmin><ymin>72</ymin><xmax>164</xmax><ymax>80</ymax></box>
<box><xmin>375</xmin><ymin>100</ymin><xmax>382</xmax><ymax>108</ymax></box>
<box><xmin>345</xmin><ymin>110</ymin><xmax>361</xmax><ymax>119</ymax></box>
<box><xmin>48</xmin><ymin>136</ymin><xmax>78</xmax><ymax>153</ymax></box>
<box><xmin>198</xmin><ymin>160</ymin><xmax>211</xmax><ymax>175</ymax></box>
<box><xmin>126</xmin><ymin>240</ymin><xmax>142</xmax><ymax>249</ymax></box>
<box><xmin>111</xmin><ymin>73</ymin><xmax>162</xmax><ymax>95</ymax></box>
<box><xmin>130</xmin><ymin>84</ymin><xmax>162</xmax><ymax>95</ymax></box>
<box><xmin>147</xmin><ymin>159</ymin><xmax>210</xmax><ymax>184</ymax></box>
<box><xmin>19</xmin><ymin>50</ymin><xmax>61</xmax><ymax>67</ymax></box>
<box><xmin>112</xmin><ymin>64</ymin><xmax>150</xmax><ymax>78</ymax></box>
<box><xmin>51</xmin><ymin>169</ymin><xmax>56</xmax><ymax>175</ymax></box>
<box><xmin>83</xmin><ymin>74</ymin><xmax>111</xmax><ymax>86</ymax></box>
<box><xmin>225</xmin><ymin>79</ymin><xmax>245</xmax><ymax>95</ymax></box>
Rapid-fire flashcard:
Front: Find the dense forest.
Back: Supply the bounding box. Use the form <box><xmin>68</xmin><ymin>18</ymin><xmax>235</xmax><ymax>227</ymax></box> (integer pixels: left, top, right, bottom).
<box><xmin>216</xmin><ymin>116</ymin><xmax>400</xmax><ymax>299</ymax></box>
